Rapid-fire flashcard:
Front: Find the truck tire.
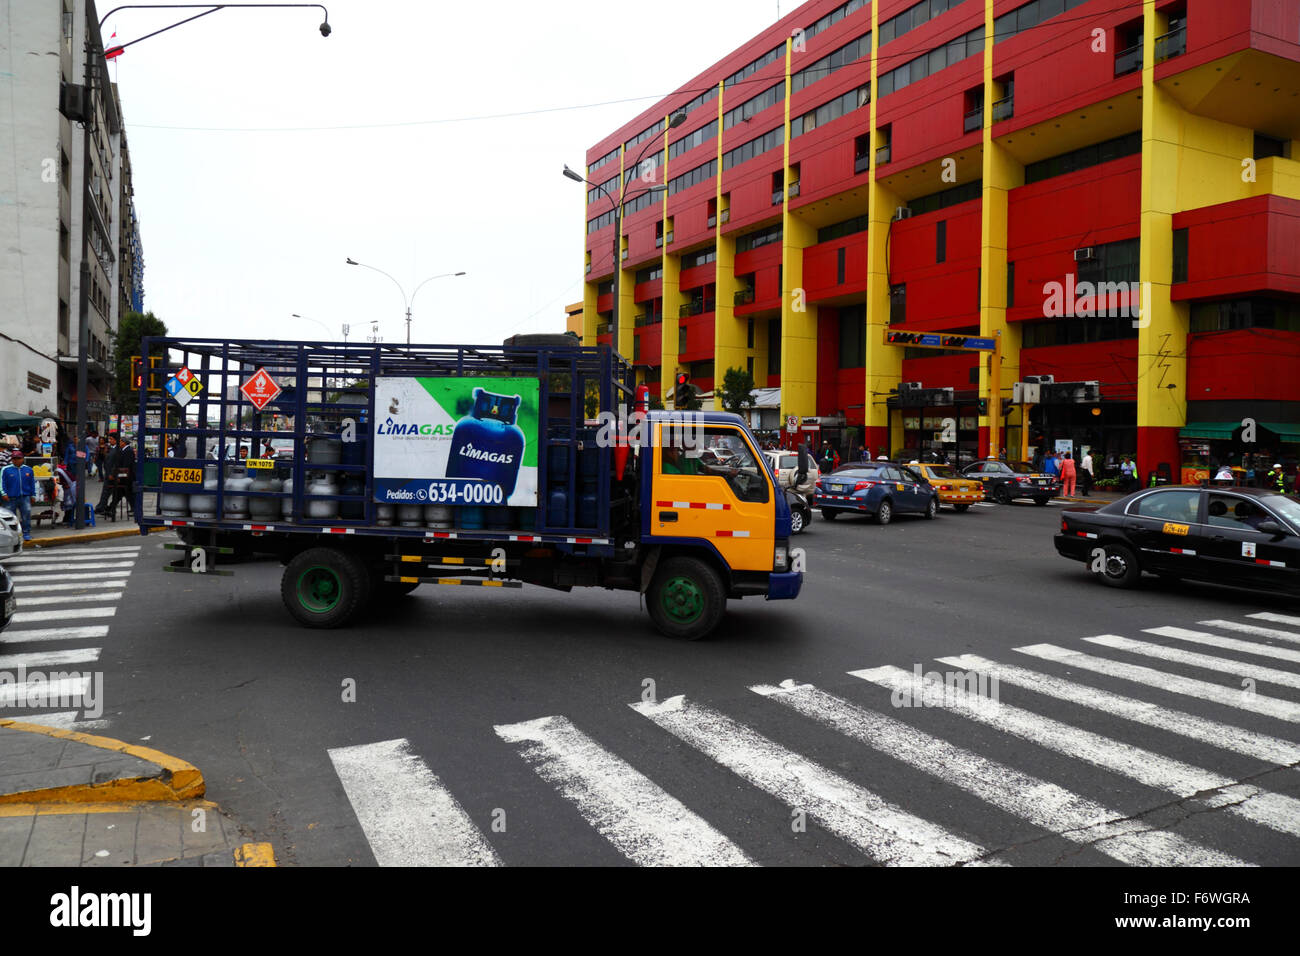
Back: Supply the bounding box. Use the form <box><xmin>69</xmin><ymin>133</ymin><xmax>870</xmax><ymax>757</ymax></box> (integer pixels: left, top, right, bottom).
<box><xmin>648</xmin><ymin>556</ymin><xmax>726</xmax><ymax>641</ymax></box>
<box><xmin>282</xmin><ymin>547</ymin><xmax>368</xmax><ymax>628</ymax></box>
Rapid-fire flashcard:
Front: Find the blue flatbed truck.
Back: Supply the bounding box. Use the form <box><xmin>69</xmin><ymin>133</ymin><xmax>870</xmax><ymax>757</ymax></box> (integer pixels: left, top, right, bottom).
<box><xmin>134</xmin><ymin>336</ymin><xmax>802</xmax><ymax>640</ymax></box>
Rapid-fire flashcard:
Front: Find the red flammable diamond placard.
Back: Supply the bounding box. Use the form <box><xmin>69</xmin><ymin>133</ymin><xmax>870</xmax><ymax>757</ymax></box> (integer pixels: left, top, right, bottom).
<box><xmin>241</xmin><ymin>367</ymin><xmax>282</xmax><ymax>411</ymax></box>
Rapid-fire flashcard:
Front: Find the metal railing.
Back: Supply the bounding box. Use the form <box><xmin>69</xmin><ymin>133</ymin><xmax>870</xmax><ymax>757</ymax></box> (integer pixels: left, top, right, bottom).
<box><xmin>876</xmin><ymin>144</ymin><xmax>892</xmax><ymax>164</ymax></box>
<box><xmin>734</xmin><ymin>289</ymin><xmax>755</xmax><ymax>306</ymax></box>
<box><xmin>634</xmin><ymin>312</ymin><xmax>662</xmax><ymax>327</ymax></box>
<box><xmin>1155</xmin><ymin>25</ymin><xmax>1186</xmax><ymax>61</ymax></box>
<box><xmin>991</xmin><ymin>95</ymin><xmax>1014</xmax><ymax>123</ymax></box>
<box><xmin>1114</xmin><ymin>43</ymin><xmax>1143</xmax><ymax>76</ymax></box>
<box><xmin>679</xmin><ymin>301</ymin><xmax>706</xmax><ymax>318</ymax></box>
<box><xmin>963</xmin><ymin>108</ymin><xmax>983</xmax><ymax>133</ymax></box>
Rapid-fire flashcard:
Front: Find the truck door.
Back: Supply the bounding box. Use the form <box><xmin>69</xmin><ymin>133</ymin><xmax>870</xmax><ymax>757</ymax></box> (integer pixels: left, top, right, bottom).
<box><xmin>652</xmin><ymin>422</ymin><xmax>774</xmax><ymax>573</ymax></box>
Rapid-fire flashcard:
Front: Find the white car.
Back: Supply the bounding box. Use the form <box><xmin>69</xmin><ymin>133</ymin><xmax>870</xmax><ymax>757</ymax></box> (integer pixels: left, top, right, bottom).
<box><xmin>764</xmin><ymin>450</ymin><xmax>819</xmax><ymax>495</ymax></box>
<box><xmin>0</xmin><ymin>507</ymin><xmax>22</xmax><ymax>559</ymax></box>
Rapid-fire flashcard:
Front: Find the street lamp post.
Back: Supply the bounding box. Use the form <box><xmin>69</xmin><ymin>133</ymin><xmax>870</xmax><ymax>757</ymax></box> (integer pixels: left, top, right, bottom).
<box><xmin>70</xmin><ymin>2</ymin><xmax>332</xmax><ymax>529</ymax></box>
<box><xmin>563</xmin><ymin>111</ymin><xmax>685</xmax><ymax>359</ymax></box>
<box><xmin>343</xmin><ymin>259</ymin><xmax>466</xmax><ymax>345</ymax></box>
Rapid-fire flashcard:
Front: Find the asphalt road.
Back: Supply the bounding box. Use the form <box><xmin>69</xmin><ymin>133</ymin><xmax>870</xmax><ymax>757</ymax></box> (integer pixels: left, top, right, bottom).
<box><xmin>8</xmin><ymin>500</ymin><xmax>1300</xmax><ymax>867</ymax></box>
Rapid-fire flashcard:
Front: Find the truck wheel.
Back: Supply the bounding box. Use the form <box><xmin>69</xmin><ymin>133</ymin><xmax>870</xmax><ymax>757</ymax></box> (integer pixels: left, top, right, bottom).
<box><xmin>648</xmin><ymin>556</ymin><xmax>725</xmax><ymax>641</ymax></box>
<box><xmin>282</xmin><ymin>547</ymin><xmax>367</xmax><ymax>628</ymax></box>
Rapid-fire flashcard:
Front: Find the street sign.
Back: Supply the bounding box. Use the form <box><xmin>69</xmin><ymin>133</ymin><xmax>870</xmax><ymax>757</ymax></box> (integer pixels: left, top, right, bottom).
<box><xmin>786</xmin><ymin>415</ymin><xmax>798</xmax><ymax>434</ymax></box>
<box><xmin>885</xmin><ymin>332</ymin><xmax>997</xmax><ymax>352</ymax></box>
<box><xmin>241</xmin><ymin>368</ymin><xmax>281</xmax><ymax>411</ymax></box>
<box><xmin>165</xmin><ymin>366</ymin><xmax>204</xmax><ymax>408</ymax></box>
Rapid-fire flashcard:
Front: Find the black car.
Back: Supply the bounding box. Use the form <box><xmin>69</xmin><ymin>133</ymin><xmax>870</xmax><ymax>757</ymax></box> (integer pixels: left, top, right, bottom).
<box><xmin>963</xmin><ymin>459</ymin><xmax>1060</xmax><ymax>505</ymax></box>
<box><xmin>0</xmin><ymin>564</ymin><xmax>14</xmax><ymax>632</ymax></box>
<box><xmin>785</xmin><ymin>488</ymin><xmax>812</xmax><ymax>535</ymax></box>
<box><xmin>1056</xmin><ymin>485</ymin><xmax>1300</xmax><ymax>593</ymax></box>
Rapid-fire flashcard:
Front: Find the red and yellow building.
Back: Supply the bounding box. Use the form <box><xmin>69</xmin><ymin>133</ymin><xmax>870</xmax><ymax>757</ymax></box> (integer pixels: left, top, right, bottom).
<box><xmin>578</xmin><ymin>0</ymin><xmax>1300</xmax><ymax>480</ymax></box>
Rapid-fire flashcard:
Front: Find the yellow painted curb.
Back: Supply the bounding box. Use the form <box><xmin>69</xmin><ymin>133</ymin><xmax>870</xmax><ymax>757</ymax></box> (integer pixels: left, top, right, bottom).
<box><xmin>0</xmin><ymin>799</ymin><xmax>218</xmax><ymax>818</ymax></box>
<box><xmin>0</xmin><ymin>719</ymin><xmax>204</xmax><ymax>803</ymax></box>
<box><xmin>25</xmin><ymin>526</ymin><xmax>165</xmax><ymax>549</ymax></box>
<box><xmin>234</xmin><ymin>842</ymin><xmax>277</xmax><ymax>867</ymax></box>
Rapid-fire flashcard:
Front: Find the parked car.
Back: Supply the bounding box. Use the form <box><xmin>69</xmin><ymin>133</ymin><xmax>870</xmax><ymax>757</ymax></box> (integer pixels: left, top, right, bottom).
<box><xmin>785</xmin><ymin>488</ymin><xmax>812</xmax><ymax>535</ymax></box>
<box><xmin>962</xmin><ymin>458</ymin><xmax>1059</xmax><ymax>505</ymax></box>
<box><xmin>815</xmin><ymin>462</ymin><xmax>940</xmax><ymax>525</ymax></box>
<box><xmin>907</xmin><ymin>462</ymin><xmax>983</xmax><ymax>512</ymax></box>
<box><xmin>1056</xmin><ymin>485</ymin><xmax>1300</xmax><ymax>593</ymax></box>
<box><xmin>0</xmin><ymin>563</ymin><xmax>14</xmax><ymax>631</ymax></box>
<box><xmin>0</xmin><ymin>507</ymin><xmax>21</xmax><ymax>559</ymax></box>
<box><xmin>763</xmin><ymin>449</ymin><xmax>819</xmax><ymax>494</ymax></box>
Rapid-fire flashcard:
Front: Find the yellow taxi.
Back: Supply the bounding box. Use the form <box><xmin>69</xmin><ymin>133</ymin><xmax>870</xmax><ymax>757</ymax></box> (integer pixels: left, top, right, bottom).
<box><xmin>907</xmin><ymin>461</ymin><xmax>984</xmax><ymax>512</ymax></box>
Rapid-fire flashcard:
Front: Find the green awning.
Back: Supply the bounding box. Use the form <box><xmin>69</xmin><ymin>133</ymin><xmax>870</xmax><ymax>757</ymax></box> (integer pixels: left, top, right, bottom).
<box><xmin>1260</xmin><ymin>422</ymin><xmax>1300</xmax><ymax>443</ymax></box>
<box><xmin>0</xmin><ymin>411</ymin><xmax>43</xmax><ymax>430</ymax></box>
<box><xmin>1179</xmin><ymin>422</ymin><xmax>1236</xmax><ymax>440</ymax></box>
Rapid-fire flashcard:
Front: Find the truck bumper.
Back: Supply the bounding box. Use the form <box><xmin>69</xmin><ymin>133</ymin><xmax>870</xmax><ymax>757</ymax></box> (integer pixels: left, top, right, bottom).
<box><xmin>766</xmin><ymin>571</ymin><xmax>803</xmax><ymax>601</ymax></box>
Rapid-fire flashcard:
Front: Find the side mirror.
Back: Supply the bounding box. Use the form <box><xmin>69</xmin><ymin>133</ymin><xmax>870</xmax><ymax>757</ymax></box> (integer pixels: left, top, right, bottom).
<box><xmin>1257</xmin><ymin>520</ymin><xmax>1286</xmax><ymax>536</ymax></box>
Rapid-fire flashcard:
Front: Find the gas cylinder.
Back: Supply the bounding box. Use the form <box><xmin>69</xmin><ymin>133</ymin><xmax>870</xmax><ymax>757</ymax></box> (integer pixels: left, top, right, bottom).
<box><xmin>425</xmin><ymin>504</ymin><xmax>453</xmax><ymax>529</ymax></box>
<box><xmin>306</xmin><ymin>473</ymin><xmax>339</xmax><ymax>519</ymax></box>
<box><xmin>223</xmin><ymin>472</ymin><xmax>253</xmax><ymax>519</ymax></box>
<box><xmin>248</xmin><ymin>473</ymin><xmax>281</xmax><ymax>520</ymax></box>
<box><xmin>189</xmin><ymin>466</ymin><xmax>219</xmax><ymax>519</ymax></box>
<box><xmin>446</xmin><ymin>388</ymin><xmax>525</xmax><ymax>500</ymax></box>
<box><xmin>398</xmin><ymin>504</ymin><xmax>424</xmax><ymax>527</ymax></box>
<box><xmin>375</xmin><ymin>504</ymin><xmax>396</xmax><ymax>526</ymax></box>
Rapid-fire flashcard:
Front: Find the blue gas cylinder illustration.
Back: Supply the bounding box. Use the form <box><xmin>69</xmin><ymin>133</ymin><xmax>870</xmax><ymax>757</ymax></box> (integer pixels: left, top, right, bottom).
<box><xmin>447</xmin><ymin>388</ymin><xmax>525</xmax><ymax>500</ymax></box>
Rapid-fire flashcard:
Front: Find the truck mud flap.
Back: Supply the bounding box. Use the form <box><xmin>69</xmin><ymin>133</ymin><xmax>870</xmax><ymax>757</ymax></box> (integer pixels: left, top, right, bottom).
<box><xmin>162</xmin><ymin>541</ymin><xmax>235</xmax><ymax>576</ymax></box>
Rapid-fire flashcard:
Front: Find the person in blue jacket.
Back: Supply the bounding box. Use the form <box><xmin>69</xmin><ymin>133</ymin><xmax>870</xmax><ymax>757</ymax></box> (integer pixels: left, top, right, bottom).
<box><xmin>1</xmin><ymin>450</ymin><xmax>37</xmax><ymax>541</ymax></box>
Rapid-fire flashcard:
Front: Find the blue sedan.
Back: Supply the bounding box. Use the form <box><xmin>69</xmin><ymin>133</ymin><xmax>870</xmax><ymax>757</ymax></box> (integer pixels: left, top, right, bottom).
<box><xmin>814</xmin><ymin>462</ymin><xmax>940</xmax><ymax>525</ymax></box>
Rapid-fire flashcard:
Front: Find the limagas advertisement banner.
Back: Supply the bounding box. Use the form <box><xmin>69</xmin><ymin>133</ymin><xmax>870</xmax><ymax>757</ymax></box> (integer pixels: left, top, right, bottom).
<box><xmin>373</xmin><ymin>377</ymin><xmax>539</xmax><ymax>507</ymax></box>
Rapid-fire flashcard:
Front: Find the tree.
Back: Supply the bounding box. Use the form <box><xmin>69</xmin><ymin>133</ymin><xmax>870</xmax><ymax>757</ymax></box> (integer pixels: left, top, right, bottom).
<box><xmin>717</xmin><ymin>366</ymin><xmax>756</xmax><ymax>416</ymax></box>
<box><xmin>648</xmin><ymin>393</ymin><xmax>665</xmax><ymax>411</ymax></box>
<box><xmin>111</xmin><ymin>311</ymin><xmax>168</xmax><ymax>410</ymax></box>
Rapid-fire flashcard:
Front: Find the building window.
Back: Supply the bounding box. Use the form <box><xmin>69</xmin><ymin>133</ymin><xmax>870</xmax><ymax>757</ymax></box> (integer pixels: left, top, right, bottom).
<box><xmin>791</xmin><ymin>84</ymin><xmax>870</xmax><ymax>139</ymax></box>
<box><xmin>1172</xmin><ymin>229</ymin><xmax>1188</xmax><ymax>284</ymax></box>
<box><xmin>1007</xmin><ymin>260</ymin><xmax>1015</xmax><ymax>308</ymax></box>
<box><xmin>1189</xmin><ymin>298</ymin><xmax>1300</xmax><ymax>333</ymax></box>
<box><xmin>909</xmin><ymin>180</ymin><xmax>982</xmax><ymax>217</ymax></box>
<box><xmin>692</xmin><ymin>360</ymin><xmax>715</xmax><ymax>381</ymax></box>
<box><xmin>854</xmin><ymin>134</ymin><xmax>871</xmax><ymax>174</ymax></box>
<box><xmin>723</xmin><ymin>82</ymin><xmax>785</xmax><ymax>130</ymax></box>
<box><xmin>633</xmin><ymin>335</ymin><xmax>641</xmax><ymax>361</ymax></box>
<box><xmin>681</xmin><ymin>247</ymin><xmax>717</xmax><ymax>270</ymax></box>
<box><xmin>58</xmin><ymin>301</ymin><xmax>70</xmax><ymax>339</ymax></box>
<box><xmin>890</xmin><ymin>284</ymin><xmax>906</xmax><ymax>324</ymax></box>
<box><xmin>747</xmin><ymin>317</ymin><xmax>755</xmax><ymax>348</ymax></box>
<box><xmin>668</xmin><ymin>158</ymin><xmax>717</xmax><ymax>196</ymax></box>
<box><xmin>1077</xmin><ymin>238</ymin><xmax>1140</xmax><ymax>286</ymax></box>
<box><xmin>722</xmin><ymin>126</ymin><xmax>784</xmax><ymax>172</ymax></box>
<box><xmin>839</xmin><ymin>305</ymin><xmax>865</xmax><ymax>368</ymax></box>
<box><xmin>736</xmin><ymin>224</ymin><xmax>783</xmax><ymax>253</ymax></box>
<box><xmin>635</xmin><ymin>265</ymin><xmax>663</xmax><ymax>284</ymax></box>
<box><xmin>1024</xmin><ymin>131</ymin><xmax>1142</xmax><ymax>184</ymax></box>
<box><xmin>878</xmin><ymin>24</ymin><xmax>984</xmax><ymax>99</ymax></box>
<box><xmin>963</xmin><ymin>86</ymin><xmax>984</xmax><ymax>134</ymax></box>
<box><xmin>1021</xmin><ymin>317</ymin><xmax>1141</xmax><ymax>347</ymax></box>
<box><xmin>936</xmin><ymin>220</ymin><xmax>947</xmax><ymax>264</ymax></box>
<box><xmin>790</xmin><ymin>32</ymin><xmax>871</xmax><ymax>95</ymax></box>
<box><xmin>747</xmin><ymin>356</ymin><xmax>755</xmax><ymax>378</ymax></box>
<box><xmin>837</xmin><ymin>247</ymin><xmax>847</xmax><ymax>284</ymax></box>
<box><xmin>819</xmin><ymin>215</ymin><xmax>869</xmax><ymax>244</ymax></box>
<box><xmin>1254</xmin><ymin>133</ymin><xmax>1291</xmax><ymax>160</ymax></box>
<box><xmin>679</xmin><ymin>324</ymin><xmax>688</xmax><ymax>353</ymax></box>
<box><xmin>668</xmin><ymin>119</ymin><xmax>719</xmax><ymax>160</ymax></box>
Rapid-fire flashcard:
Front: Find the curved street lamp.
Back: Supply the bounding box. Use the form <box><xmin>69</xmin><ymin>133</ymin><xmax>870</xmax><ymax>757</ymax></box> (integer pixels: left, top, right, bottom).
<box><xmin>344</xmin><ymin>259</ymin><xmax>466</xmax><ymax>345</ymax></box>
<box><xmin>99</xmin><ymin>4</ymin><xmax>332</xmax><ymax>57</ymax></box>
<box><xmin>565</xmin><ymin>110</ymin><xmax>686</xmax><ymax>358</ymax></box>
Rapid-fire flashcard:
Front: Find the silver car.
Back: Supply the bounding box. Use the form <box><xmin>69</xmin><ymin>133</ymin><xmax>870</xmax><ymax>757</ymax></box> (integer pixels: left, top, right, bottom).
<box><xmin>0</xmin><ymin>507</ymin><xmax>21</xmax><ymax>560</ymax></box>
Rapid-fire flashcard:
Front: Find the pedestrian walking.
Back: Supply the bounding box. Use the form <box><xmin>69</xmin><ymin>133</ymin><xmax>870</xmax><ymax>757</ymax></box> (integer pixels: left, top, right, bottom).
<box><xmin>1058</xmin><ymin>452</ymin><xmax>1077</xmax><ymax>497</ymax></box>
<box><xmin>1044</xmin><ymin>451</ymin><xmax>1060</xmax><ymax>477</ymax></box>
<box><xmin>84</xmin><ymin>430</ymin><xmax>99</xmax><ymax>478</ymax></box>
<box><xmin>1079</xmin><ymin>449</ymin><xmax>1094</xmax><ymax>497</ymax></box>
<box><xmin>54</xmin><ymin>461</ymin><xmax>76</xmax><ymax>526</ymax></box>
<box><xmin>96</xmin><ymin>433</ymin><xmax>122</xmax><ymax>514</ymax></box>
<box><xmin>1</xmin><ymin>450</ymin><xmax>37</xmax><ymax>541</ymax></box>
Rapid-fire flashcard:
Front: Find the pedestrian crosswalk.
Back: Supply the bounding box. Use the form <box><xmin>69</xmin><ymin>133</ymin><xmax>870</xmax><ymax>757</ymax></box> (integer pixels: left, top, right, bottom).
<box><xmin>329</xmin><ymin>609</ymin><xmax>1300</xmax><ymax>867</ymax></box>
<box><xmin>0</xmin><ymin>544</ymin><xmax>142</xmax><ymax>732</ymax></box>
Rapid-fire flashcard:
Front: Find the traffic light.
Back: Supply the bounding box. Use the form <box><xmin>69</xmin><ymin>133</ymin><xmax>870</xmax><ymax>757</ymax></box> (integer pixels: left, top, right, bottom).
<box><xmin>977</xmin><ymin>397</ymin><xmax>989</xmax><ymax>415</ymax></box>
<box><xmin>131</xmin><ymin>356</ymin><xmax>144</xmax><ymax>390</ymax></box>
<box><xmin>674</xmin><ymin>372</ymin><xmax>692</xmax><ymax>409</ymax></box>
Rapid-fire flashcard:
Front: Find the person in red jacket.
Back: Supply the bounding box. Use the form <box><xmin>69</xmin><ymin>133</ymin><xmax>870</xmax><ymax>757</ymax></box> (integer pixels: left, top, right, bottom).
<box><xmin>1058</xmin><ymin>452</ymin><xmax>1077</xmax><ymax>497</ymax></box>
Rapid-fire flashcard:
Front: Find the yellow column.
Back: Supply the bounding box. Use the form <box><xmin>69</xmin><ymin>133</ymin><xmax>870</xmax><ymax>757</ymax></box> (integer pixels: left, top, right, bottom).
<box><xmin>864</xmin><ymin>2</ymin><xmax>900</xmax><ymax>452</ymax></box>
<box><xmin>978</xmin><ymin>0</ymin><xmax>1022</xmax><ymax>457</ymax></box>
<box><xmin>615</xmin><ymin>148</ymin><xmax>636</xmax><ymax>361</ymax></box>
<box><xmin>1136</xmin><ymin>4</ymin><xmax>1187</xmax><ymax>447</ymax></box>
<box><xmin>659</xmin><ymin>119</ymin><xmax>683</xmax><ymax>402</ymax></box>
<box><xmin>780</xmin><ymin>38</ymin><xmax>817</xmax><ymax>423</ymax></box>
<box><xmin>582</xmin><ymin>278</ymin><xmax>599</xmax><ymax>347</ymax></box>
<box><xmin>713</xmin><ymin>82</ymin><xmax>746</xmax><ymax>409</ymax></box>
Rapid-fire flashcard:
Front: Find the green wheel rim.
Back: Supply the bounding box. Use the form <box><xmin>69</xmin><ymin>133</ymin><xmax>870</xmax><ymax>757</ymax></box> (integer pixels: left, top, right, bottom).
<box><xmin>661</xmin><ymin>575</ymin><xmax>705</xmax><ymax>624</ymax></box>
<box><xmin>298</xmin><ymin>565</ymin><xmax>342</xmax><ymax>613</ymax></box>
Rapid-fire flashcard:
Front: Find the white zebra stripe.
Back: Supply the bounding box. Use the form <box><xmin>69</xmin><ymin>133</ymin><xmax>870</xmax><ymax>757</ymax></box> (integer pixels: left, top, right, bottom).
<box><xmin>17</xmin><ymin>711</ymin><xmax>110</xmax><ymax>731</ymax></box>
<box><xmin>495</xmin><ymin>714</ymin><xmax>754</xmax><ymax>867</ymax></box>
<box><xmin>753</xmin><ymin>679</ymin><xmax>1246</xmax><ymax>867</ymax></box>
<box><xmin>6</xmin><ymin>547</ymin><xmax>140</xmax><ymax>562</ymax></box>
<box><xmin>12</xmin><ymin>606</ymin><xmax>116</xmax><ymax>624</ymax></box>
<box><xmin>630</xmin><ymin>695</ymin><xmax>997</xmax><ymax>866</ymax></box>
<box><xmin>7</xmin><ymin>562</ymin><xmax>135</xmax><ymax>573</ymax></box>
<box><xmin>6</xmin><ymin>581</ymin><xmax>126</xmax><ymax>593</ymax></box>
<box><xmin>327</xmin><ymin>738</ymin><xmax>500</xmax><ymax>867</ymax></box>
<box><xmin>1200</xmin><ymin>619</ymin><xmax>1300</xmax><ymax>645</ymax></box>
<box><xmin>0</xmin><ymin>676</ymin><xmax>90</xmax><ymax>708</ymax></box>
<box><xmin>0</xmin><ymin>626</ymin><xmax>111</xmax><ymax>645</ymax></box>
<box><xmin>1145</xmin><ymin>625</ymin><xmax>1300</xmax><ymax>665</ymax></box>
<box><xmin>851</xmin><ymin>665</ymin><xmax>1300</xmax><ymax>841</ymax></box>
<box><xmin>1249</xmin><ymin>612</ymin><xmax>1300</xmax><ymax>628</ymax></box>
<box><xmin>0</xmin><ymin>648</ymin><xmax>101</xmax><ymax>669</ymax></box>
<box><xmin>1085</xmin><ymin>635</ymin><xmax>1300</xmax><ymax>691</ymax></box>
<box><xmin>6</xmin><ymin>571</ymin><xmax>131</xmax><ymax>583</ymax></box>
<box><xmin>16</xmin><ymin>592</ymin><xmax>124</xmax><ymax>607</ymax></box>
<box><xmin>943</xmin><ymin>653</ymin><xmax>1300</xmax><ymax>766</ymax></box>
<box><xmin>1015</xmin><ymin>643</ymin><xmax>1300</xmax><ymax>722</ymax></box>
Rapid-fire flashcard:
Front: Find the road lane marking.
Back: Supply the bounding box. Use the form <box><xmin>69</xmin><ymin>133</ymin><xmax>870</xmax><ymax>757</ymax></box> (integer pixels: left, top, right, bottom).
<box><xmin>942</xmin><ymin>654</ymin><xmax>1300</xmax><ymax>766</ymax></box>
<box><xmin>1248</xmin><ymin>612</ymin><xmax>1300</xmax><ymax>629</ymax></box>
<box><xmin>495</xmin><ymin>714</ymin><xmax>754</xmax><ymax>867</ymax></box>
<box><xmin>6</xmin><ymin>571</ymin><xmax>131</xmax><ymax>583</ymax></box>
<box><xmin>1146</xmin><ymin>626</ymin><xmax>1300</xmax><ymax>665</ymax></box>
<box><xmin>13</xmin><ymin>710</ymin><xmax>110</xmax><ymax>731</ymax></box>
<box><xmin>0</xmin><ymin>676</ymin><xmax>90</xmax><ymax>707</ymax></box>
<box><xmin>630</xmin><ymin>694</ymin><xmax>997</xmax><ymax>866</ymax></box>
<box><xmin>6</xmin><ymin>581</ymin><xmax>126</xmax><ymax>593</ymax></box>
<box><xmin>4</xmin><ymin>562</ymin><xmax>134</xmax><ymax>573</ymax></box>
<box><xmin>6</xmin><ymin>547</ymin><xmax>140</xmax><ymax>563</ymax></box>
<box><xmin>1086</xmin><ymin>635</ymin><xmax>1300</xmax><ymax>690</ymax></box>
<box><xmin>851</xmin><ymin>665</ymin><xmax>1300</xmax><ymax>841</ymax></box>
<box><xmin>1015</xmin><ymin>643</ymin><xmax>1300</xmax><ymax>722</ymax></box>
<box><xmin>0</xmin><ymin>648</ymin><xmax>101</xmax><ymax>668</ymax></box>
<box><xmin>753</xmin><ymin>679</ymin><xmax>1246</xmax><ymax>867</ymax></box>
<box><xmin>1201</xmin><ymin>618</ymin><xmax>1300</xmax><ymax>644</ymax></box>
<box><xmin>12</xmin><ymin>607</ymin><xmax>116</xmax><ymax>624</ymax></box>
<box><xmin>0</xmin><ymin>626</ymin><xmax>111</xmax><ymax>644</ymax></box>
<box><xmin>327</xmin><ymin>738</ymin><xmax>500</xmax><ymax>867</ymax></box>
<box><xmin>15</xmin><ymin>592</ymin><xmax>124</xmax><ymax>607</ymax></box>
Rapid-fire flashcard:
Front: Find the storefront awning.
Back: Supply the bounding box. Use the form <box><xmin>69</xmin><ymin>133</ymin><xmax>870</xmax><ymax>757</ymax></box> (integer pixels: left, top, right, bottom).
<box><xmin>1260</xmin><ymin>422</ymin><xmax>1300</xmax><ymax>443</ymax></box>
<box><xmin>1179</xmin><ymin>422</ymin><xmax>1236</xmax><ymax>440</ymax></box>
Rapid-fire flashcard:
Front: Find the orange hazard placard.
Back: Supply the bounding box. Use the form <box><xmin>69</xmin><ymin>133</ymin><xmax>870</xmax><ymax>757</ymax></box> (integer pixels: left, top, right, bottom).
<box><xmin>241</xmin><ymin>368</ymin><xmax>282</xmax><ymax>411</ymax></box>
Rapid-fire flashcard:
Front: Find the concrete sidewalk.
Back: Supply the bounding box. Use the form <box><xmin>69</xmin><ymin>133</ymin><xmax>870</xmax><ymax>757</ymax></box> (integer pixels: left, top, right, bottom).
<box><xmin>20</xmin><ymin>476</ymin><xmax>159</xmax><ymax>548</ymax></box>
<box><xmin>0</xmin><ymin>719</ymin><xmax>273</xmax><ymax>867</ymax></box>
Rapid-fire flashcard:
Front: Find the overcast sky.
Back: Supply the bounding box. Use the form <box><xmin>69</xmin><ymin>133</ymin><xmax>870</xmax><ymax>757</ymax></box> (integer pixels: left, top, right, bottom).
<box><xmin>107</xmin><ymin>0</ymin><xmax>790</xmax><ymax>348</ymax></box>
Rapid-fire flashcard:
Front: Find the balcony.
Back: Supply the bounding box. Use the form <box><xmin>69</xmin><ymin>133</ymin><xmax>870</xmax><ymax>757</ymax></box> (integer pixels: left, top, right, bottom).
<box><xmin>1155</xmin><ymin>25</ymin><xmax>1186</xmax><ymax>62</ymax></box>
<box><xmin>734</xmin><ymin>289</ymin><xmax>755</xmax><ymax>307</ymax></box>
<box><xmin>679</xmin><ymin>301</ymin><xmax>706</xmax><ymax>318</ymax></box>
<box><xmin>991</xmin><ymin>95</ymin><xmax>1014</xmax><ymax>123</ymax></box>
<box><xmin>771</xmin><ymin>190</ymin><xmax>783</xmax><ymax>206</ymax></box>
<box><xmin>854</xmin><ymin>153</ymin><xmax>871</xmax><ymax>174</ymax></box>
<box><xmin>655</xmin><ymin>236</ymin><xmax>663</xmax><ymax>248</ymax></box>
<box><xmin>875</xmin><ymin>144</ymin><xmax>892</xmax><ymax>165</ymax></box>
<box><xmin>707</xmin><ymin>215</ymin><xmax>717</xmax><ymax>228</ymax></box>
<box><xmin>963</xmin><ymin>108</ymin><xmax>983</xmax><ymax>134</ymax></box>
<box><xmin>596</xmin><ymin>322</ymin><xmax>611</xmax><ymax>335</ymax></box>
<box><xmin>720</xmin><ymin>209</ymin><xmax>729</xmax><ymax>223</ymax></box>
<box><xmin>634</xmin><ymin>312</ymin><xmax>662</xmax><ymax>327</ymax></box>
<box><xmin>1115</xmin><ymin>43</ymin><xmax>1143</xmax><ymax>77</ymax></box>
<box><xmin>788</xmin><ymin>181</ymin><xmax>800</xmax><ymax>199</ymax></box>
